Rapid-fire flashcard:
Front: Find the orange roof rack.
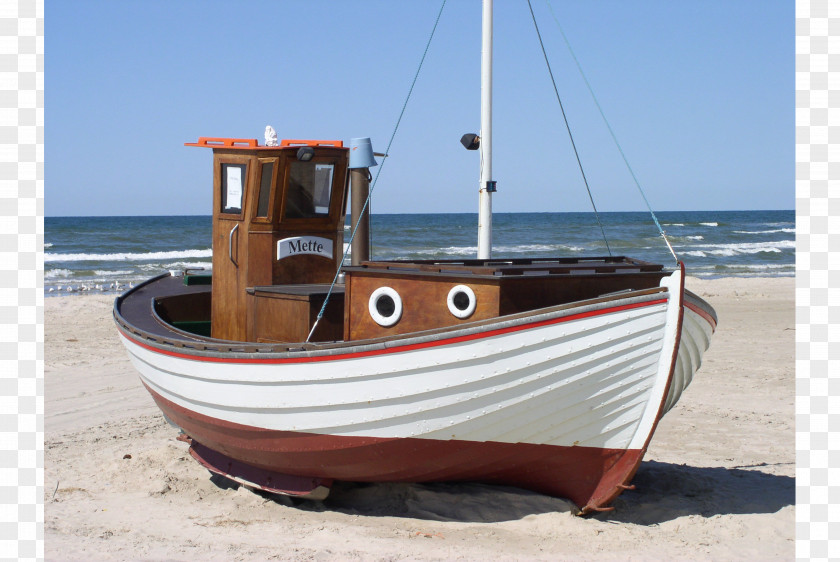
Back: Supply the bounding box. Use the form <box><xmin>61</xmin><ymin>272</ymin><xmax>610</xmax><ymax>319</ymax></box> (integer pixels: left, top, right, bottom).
<box><xmin>184</xmin><ymin>137</ymin><xmax>259</xmax><ymax>148</ymax></box>
<box><xmin>280</xmin><ymin>139</ymin><xmax>344</xmax><ymax>148</ymax></box>
<box><xmin>184</xmin><ymin>137</ymin><xmax>345</xmax><ymax>149</ymax></box>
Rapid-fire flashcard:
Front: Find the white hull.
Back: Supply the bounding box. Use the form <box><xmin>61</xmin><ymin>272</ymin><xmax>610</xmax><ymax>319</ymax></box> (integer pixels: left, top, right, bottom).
<box><xmin>119</xmin><ymin>270</ymin><xmax>694</xmax><ymax>450</ymax></box>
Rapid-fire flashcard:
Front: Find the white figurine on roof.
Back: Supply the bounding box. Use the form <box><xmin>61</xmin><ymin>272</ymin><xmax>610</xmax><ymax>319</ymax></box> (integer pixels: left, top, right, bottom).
<box><xmin>265</xmin><ymin>125</ymin><xmax>278</xmax><ymax>147</ymax></box>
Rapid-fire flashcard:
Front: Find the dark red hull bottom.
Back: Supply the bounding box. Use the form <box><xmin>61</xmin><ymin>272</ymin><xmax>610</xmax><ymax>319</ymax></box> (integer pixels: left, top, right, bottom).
<box><xmin>147</xmin><ymin>385</ymin><xmax>645</xmax><ymax>513</ymax></box>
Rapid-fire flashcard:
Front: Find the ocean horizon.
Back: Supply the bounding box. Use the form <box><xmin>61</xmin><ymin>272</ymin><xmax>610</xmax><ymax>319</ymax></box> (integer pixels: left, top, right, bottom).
<box><xmin>44</xmin><ymin>210</ymin><xmax>795</xmax><ymax>296</ymax></box>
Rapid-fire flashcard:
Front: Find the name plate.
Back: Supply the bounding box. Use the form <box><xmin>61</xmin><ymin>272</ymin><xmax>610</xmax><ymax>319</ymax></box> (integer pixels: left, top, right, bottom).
<box><xmin>277</xmin><ymin>236</ymin><xmax>333</xmax><ymax>260</ymax></box>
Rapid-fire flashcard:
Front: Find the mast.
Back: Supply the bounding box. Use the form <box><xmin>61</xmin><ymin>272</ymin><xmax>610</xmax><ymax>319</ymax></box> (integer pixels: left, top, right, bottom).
<box><xmin>477</xmin><ymin>0</ymin><xmax>493</xmax><ymax>259</ymax></box>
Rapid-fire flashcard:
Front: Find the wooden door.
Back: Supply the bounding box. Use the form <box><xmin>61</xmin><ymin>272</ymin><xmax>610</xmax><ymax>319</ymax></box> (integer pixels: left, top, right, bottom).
<box><xmin>211</xmin><ymin>154</ymin><xmax>252</xmax><ymax>340</ymax></box>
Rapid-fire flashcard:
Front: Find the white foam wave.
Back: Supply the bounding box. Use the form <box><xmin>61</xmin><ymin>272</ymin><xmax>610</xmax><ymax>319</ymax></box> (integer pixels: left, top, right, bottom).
<box><xmin>45</xmin><ymin>269</ymin><xmax>72</xmax><ymax>278</ymax></box>
<box><xmin>414</xmin><ymin>246</ymin><xmax>477</xmax><ymax>256</ymax></box>
<box><xmin>412</xmin><ymin>243</ymin><xmax>585</xmax><ymax>256</ymax></box>
<box><xmin>682</xmin><ymin>240</ymin><xmax>793</xmax><ymax>256</ymax></box>
<box><xmin>733</xmin><ymin>228</ymin><xmax>795</xmax><ymax>234</ymax></box>
<box><xmin>734</xmin><ymin>263</ymin><xmax>794</xmax><ymax>270</ymax></box>
<box><xmin>494</xmin><ymin>244</ymin><xmax>585</xmax><ymax>253</ymax></box>
<box><xmin>45</xmin><ymin>249</ymin><xmax>213</xmax><ymax>262</ymax></box>
<box><xmin>685</xmin><ymin>236</ymin><xmax>704</xmax><ymax>240</ymax></box>
<box><xmin>664</xmin><ymin>223</ymin><xmax>684</xmax><ymax>227</ymax></box>
<box><xmin>93</xmin><ymin>270</ymin><xmax>134</xmax><ymax>276</ymax></box>
<box><xmin>44</xmin><ymin>243</ymin><xmax>53</xmax><ymax>248</ymax></box>
<box><xmin>699</xmin><ymin>222</ymin><xmax>719</xmax><ymax>227</ymax></box>
<box><xmin>690</xmin><ymin>263</ymin><xmax>793</xmax><ymax>271</ymax></box>
<box><xmin>691</xmin><ymin>270</ymin><xmax>794</xmax><ymax>278</ymax></box>
<box><xmin>162</xmin><ymin>261</ymin><xmax>213</xmax><ymax>271</ymax></box>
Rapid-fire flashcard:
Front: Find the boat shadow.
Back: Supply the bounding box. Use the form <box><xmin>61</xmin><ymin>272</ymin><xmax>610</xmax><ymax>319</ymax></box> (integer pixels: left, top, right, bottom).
<box><xmin>228</xmin><ymin>459</ymin><xmax>794</xmax><ymax>524</ymax></box>
<box><xmin>320</xmin><ymin>480</ymin><xmax>578</xmax><ymax>522</ymax></box>
<box><xmin>602</xmin><ymin>460</ymin><xmax>795</xmax><ymax>525</ymax></box>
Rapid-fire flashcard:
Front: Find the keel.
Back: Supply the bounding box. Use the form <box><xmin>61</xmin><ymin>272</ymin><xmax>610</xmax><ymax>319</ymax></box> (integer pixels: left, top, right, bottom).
<box><xmin>188</xmin><ymin>440</ymin><xmax>333</xmax><ymax>501</ymax></box>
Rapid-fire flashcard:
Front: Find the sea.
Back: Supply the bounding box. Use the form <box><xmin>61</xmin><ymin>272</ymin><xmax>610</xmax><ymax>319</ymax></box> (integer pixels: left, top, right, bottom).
<box><xmin>44</xmin><ymin>210</ymin><xmax>794</xmax><ymax>297</ymax></box>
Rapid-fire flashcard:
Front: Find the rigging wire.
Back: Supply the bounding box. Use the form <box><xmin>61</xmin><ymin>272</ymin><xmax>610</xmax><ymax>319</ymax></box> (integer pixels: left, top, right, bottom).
<box><xmin>542</xmin><ymin>0</ymin><xmax>679</xmax><ymax>264</ymax></box>
<box><xmin>525</xmin><ymin>0</ymin><xmax>611</xmax><ymax>257</ymax></box>
<box><xmin>307</xmin><ymin>0</ymin><xmax>448</xmax><ymax>343</ymax></box>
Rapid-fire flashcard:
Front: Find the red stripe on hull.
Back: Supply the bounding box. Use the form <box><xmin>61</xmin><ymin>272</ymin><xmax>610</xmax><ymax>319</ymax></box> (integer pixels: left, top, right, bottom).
<box><xmin>145</xmin><ymin>384</ymin><xmax>645</xmax><ymax>513</ymax></box>
<box><xmin>685</xmin><ymin>301</ymin><xmax>717</xmax><ymax>331</ymax></box>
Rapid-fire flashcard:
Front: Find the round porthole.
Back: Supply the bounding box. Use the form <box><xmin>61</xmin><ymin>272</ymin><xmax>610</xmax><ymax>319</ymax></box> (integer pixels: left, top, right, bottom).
<box><xmin>369</xmin><ymin>287</ymin><xmax>403</xmax><ymax>327</ymax></box>
<box><xmin>447</xmin><ymin>285</ymin><xmax>476</xmax><ymax>319</ymax></box>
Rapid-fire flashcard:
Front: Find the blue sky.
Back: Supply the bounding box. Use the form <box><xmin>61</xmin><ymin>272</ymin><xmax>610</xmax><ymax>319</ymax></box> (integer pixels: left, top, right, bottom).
<box><xmin>47</xmin><ymin>1</ymin><xmax>791</xmax><ymax>216</ymax></box>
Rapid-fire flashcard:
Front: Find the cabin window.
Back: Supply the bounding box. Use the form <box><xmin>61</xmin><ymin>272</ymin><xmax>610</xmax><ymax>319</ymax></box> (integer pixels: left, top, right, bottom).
<box><xmin>369</xmin><ymin>287</ymin><xmax>403</xmax><ymax>327</ymax></box>
<box><xmin>284</xmin><ymin>162</ymin><xmax>335</xmax><ymax>218</ymax></box>
<box><xmin>221</xmin><ymin>163</ymin><xmax>246</xmax><ymax>214</ymax></box>
<box><xmin>447</xmin><ymin>285</ymin><xmax>477</xmax><ymax>319</ymax></box>
<box><xmin>256</xmin><ymin>161</ymin><xmax>274</xmax><ymax>218</ymax></box>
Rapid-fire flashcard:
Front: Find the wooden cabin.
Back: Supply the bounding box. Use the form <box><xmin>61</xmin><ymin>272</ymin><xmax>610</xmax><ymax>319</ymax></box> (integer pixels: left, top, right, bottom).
<box><xmin>186</xmin><ymin>137</ymin><xmax>349</xmax><ymax>343</ymax></box>
<box><xmin>188</xmin><ymin>137</ymin><xmax>666</xmax><ymax>346</ymax></box>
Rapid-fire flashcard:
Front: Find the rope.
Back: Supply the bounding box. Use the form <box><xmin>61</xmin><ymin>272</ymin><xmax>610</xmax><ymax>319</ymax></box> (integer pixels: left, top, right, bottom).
<box><xmin>526</xmin><ymin>0</ymin><xmax>611</xmax><ymax>256</ymax></box>
<box><xmin>543</xmin><ymin>0</ymin><xmax>678</xmax><ymax>264</ymax></box>
<box><xmin>306</xmin><ymin>0</ymin><xmax>448</xmax><ymax>343</ymax></box>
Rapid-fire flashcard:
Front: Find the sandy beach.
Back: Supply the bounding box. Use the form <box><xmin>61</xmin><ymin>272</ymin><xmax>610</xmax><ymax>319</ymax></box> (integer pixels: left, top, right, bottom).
<box><xmin>44</xmin><ymin>276</ymin><xmax>794</xmax><ymax>561</ymax></box>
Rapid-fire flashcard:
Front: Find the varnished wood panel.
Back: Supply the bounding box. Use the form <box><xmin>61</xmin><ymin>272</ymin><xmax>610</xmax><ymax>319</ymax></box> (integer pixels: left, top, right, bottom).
<box><xmin>245</xmin><ymin>232</ymin><xmax>275</xmax><ymax>286</ymax></box>
<box><xmin>498</xmin><ymin>273</ymin><xmax>665</xmax><ymax>316</ymax></box>
<box><xmin>252</xmin><ymin>295</ymin><xmax>310</xmax><ymax>343</ymax></box>
<box><xmin>345</xmin><ymin>273</ymin><xmax>500</xmax><ymax>341</ymax></box>
<box><xmin>251</xmin><ymin>290</ymin><xmax>344</xmax><ymax>343</ymax></box>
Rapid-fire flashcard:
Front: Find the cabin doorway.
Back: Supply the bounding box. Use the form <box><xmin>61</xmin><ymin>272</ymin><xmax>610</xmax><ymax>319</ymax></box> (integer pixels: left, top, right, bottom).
<box><xmin>211</xmin><ymin>156</ymin><xmax>251</xmax><ymax>340</ymax></box>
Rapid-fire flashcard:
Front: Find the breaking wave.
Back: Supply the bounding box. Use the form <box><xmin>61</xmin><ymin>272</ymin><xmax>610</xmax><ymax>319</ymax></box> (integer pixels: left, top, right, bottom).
<box><xmin>733</xmin><ymin>228</ymin><xmax>795</xmax><ymax>234</ymax></box>
<box><xmin>45</xmin><ymin>249</ymin><xmax>213</xmax><ymax>262</ymax></box>
<box><xmin>682</xmin><ymin>239</ymin><xmax>794</xmax><ymax>257</ymax></box>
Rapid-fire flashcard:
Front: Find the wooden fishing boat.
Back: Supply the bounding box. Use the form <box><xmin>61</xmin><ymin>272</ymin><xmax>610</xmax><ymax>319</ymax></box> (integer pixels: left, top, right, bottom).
<box><xmin>113</xmin><ymin>3</ymin><xmax>716</xmax><ymax>514</ymax></box>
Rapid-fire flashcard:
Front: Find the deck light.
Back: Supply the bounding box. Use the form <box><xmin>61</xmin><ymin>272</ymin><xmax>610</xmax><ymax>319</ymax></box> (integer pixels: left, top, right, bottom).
<box><xmin>296</xmin><ymin>147</ymin><xmax>315</xmax><ymax>161</ymax></box>
<box><xmin>460</xmin><ymin>133</ymin><xmax>480</xmax><ymax>150</ymax></box>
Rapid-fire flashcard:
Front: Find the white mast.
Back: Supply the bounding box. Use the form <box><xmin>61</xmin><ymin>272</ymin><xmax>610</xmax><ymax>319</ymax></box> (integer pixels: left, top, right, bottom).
<box><xmin>477</xmin><ymin>0</ymin><xmax>493</xmax><ymax>259</ymax></box>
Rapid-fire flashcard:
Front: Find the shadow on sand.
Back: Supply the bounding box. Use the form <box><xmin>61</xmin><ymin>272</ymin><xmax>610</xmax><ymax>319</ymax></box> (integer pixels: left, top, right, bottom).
<box><xmin>603</xmin><ymin>460</ymin><xmax>795</xmax><ymax>525</ymax></box>
<box><xmin>210</xmin><ymin>459</ymin><xmax>794</xmax><ymax>525</ymax></box>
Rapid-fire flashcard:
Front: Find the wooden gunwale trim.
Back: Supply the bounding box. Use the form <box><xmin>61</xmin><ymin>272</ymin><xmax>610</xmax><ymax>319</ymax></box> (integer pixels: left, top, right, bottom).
<box><xmin>116</xmin><ymin>271</ymin><xmax>666</xmax><ymax>340</ymax></box>
<box><xmin>116</xmin><ymin>289</ymin><xmax>670</xmax><ymax>363</ymax></box>
<box><xmin>114</xmin><ymin>271</ymin><xmax>670</xmax><ymax>356</ymax></box>
<box><xmin>116</xmin><ymin>275</ymin><xmax>668</xmax><ymax>355</ymax></box>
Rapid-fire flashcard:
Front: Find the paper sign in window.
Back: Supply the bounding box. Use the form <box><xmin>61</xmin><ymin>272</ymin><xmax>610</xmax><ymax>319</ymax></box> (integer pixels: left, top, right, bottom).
<box><xmin>223</xmin><ymin>165</ymin><xmax>243</xmax><ymax>213</ymax></box>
